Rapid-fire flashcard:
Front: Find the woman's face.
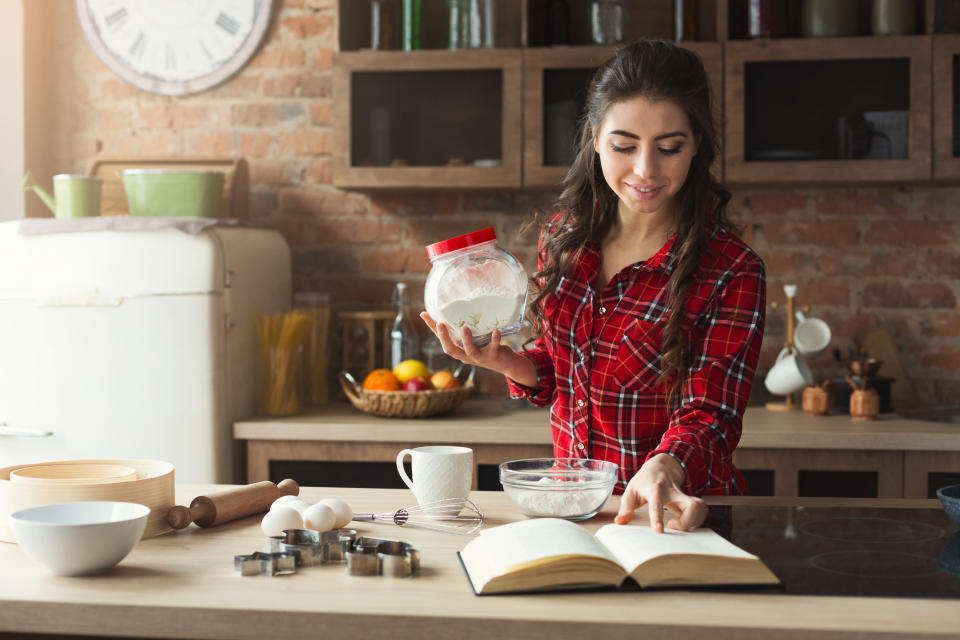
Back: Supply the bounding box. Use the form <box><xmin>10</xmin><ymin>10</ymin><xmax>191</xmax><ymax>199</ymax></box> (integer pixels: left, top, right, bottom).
<box><xmin>593</xmin><ymin>95</ymin><xmax>698</xmax><ymax>221</ymax></box>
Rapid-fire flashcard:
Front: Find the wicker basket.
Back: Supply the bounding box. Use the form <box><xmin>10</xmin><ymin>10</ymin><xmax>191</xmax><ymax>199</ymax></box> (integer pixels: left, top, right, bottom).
<box><xmin>339</xmin><ymin>370</ymin><xmax>474</xmax><ymax>418</ymax></box>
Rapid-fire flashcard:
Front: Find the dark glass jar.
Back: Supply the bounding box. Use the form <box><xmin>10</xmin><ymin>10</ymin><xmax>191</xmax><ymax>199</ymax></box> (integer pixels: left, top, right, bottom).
<box><xmin>747</xmin><ymin>0</ymin><xmax>788</xmax><ymax>38</ymax></box>
<box><xmin>545</xmin><ymin>0</ymin><xmax>570</xmax><ymax>46</ymax></box>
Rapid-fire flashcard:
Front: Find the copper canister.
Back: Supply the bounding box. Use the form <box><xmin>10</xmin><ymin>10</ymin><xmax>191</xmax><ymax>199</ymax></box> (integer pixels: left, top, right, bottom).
<box><xmin>850</xmin><ymin>389</ymin><xmax>879</xmax><ymax>421</ymax></box>
<box><xmin>802</xmin><ymin>386</ymin><xmax>830</xmax><ymax>416</ymax></box>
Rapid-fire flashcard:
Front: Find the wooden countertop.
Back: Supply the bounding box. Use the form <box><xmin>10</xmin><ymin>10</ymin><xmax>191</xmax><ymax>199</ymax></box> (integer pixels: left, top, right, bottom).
<box><xmin>234</xmin><ymin>399</ymin><xmax>960</xmax><ymax>451</ymax></box>
<box><xmin>0</xmin><ymin>488</ymin><xmax>956</xmax><ymax>640</ymax></box>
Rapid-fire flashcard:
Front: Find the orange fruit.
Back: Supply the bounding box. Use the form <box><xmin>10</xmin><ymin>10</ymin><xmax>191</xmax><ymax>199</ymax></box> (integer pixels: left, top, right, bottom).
<box><xmin>362</xmin><ymin>368</ymin><xmax>401</xmax><ymax>391</ymax></box>
<box><xmin>430</xmin><ymin>370</ymin><xmax>461</xmax><ymax>390</ymax></box>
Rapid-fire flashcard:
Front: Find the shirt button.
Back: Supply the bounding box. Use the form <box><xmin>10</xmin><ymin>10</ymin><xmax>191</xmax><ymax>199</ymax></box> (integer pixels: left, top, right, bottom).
<box><xmin>577</xmin><ymin>443</ymin><xmax>585</xmax><ymax>451</ymax></box>
<box><xmin>599</xmin><ymin>306</ymin><xmax>606</xmax><ymax>315</ymax></box>
<box><xmin>576</xmin><ymin>398</ymin><xmax>585</xmax><ymax>407</ymax></box>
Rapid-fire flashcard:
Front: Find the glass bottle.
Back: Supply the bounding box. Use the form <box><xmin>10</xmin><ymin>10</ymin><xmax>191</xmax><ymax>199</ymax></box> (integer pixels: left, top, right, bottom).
<box><xmin>390</xmin><ymin>282</ymin><xmax>420</xmax><ymax>369</ymax></box>
<box><xmin>371</xmin><ymin>0</ymin><xmax>399</xmax><ymax>51</ymax></box>
<box><xmin>402</xmin><ymin>0</ymin><xmax>422</xmax><ymax>51</ymax></box>
<box><xmin>480</xmin><ymin>0</ymin><xmax>497</xmax><ymax>49</ymax></box>
<box><xmin>674</xmin><ymin>0</ymin><xmax>699</xmax><ymax>42</ymax></box>
<box><xmin>447</xmin><ymin>0</ymin><xmax>497</xmax><ymax>49</ymax></box>
<box><xmin>447</xmin><ymin>0</ymin><xmax>469</xmax><ymax>49</ymax></box>
<box><xmin>589</xmin><ymin>0</ymin><xmax>627</xmax><ymax>46</ymax></box>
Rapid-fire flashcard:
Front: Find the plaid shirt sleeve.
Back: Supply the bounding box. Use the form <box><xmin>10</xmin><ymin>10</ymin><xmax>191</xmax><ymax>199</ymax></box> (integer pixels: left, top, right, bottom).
<box><xmin>505</xmin><ymin>342</ymin><xmax>555</xmax><ymax>406</ymax></box>
<box><xmin>649</xmin><ymin>258</ymin><xmax>766</xmax><ymax>496</ymax></box>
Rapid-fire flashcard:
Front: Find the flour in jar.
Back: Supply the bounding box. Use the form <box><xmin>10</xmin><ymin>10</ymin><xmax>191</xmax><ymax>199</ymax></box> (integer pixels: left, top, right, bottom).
<box><xmin>508</xmin><ymin>477</ymin><xmax>609</xmax><ymax>517</ymax></box>
<box><xmin>436</xmin><ymin>291</ymin><xmax>525</xmax><ymax>337</ymax></box>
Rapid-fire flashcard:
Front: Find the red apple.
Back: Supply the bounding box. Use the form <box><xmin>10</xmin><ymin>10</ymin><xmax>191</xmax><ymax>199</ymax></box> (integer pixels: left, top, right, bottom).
<box><xmin>402</xmin><ymin>376</ymin><xmax>433</xmax><ymax>392</ymax></box>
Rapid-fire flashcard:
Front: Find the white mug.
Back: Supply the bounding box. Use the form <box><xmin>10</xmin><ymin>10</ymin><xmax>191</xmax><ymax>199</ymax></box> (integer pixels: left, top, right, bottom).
<box><xmin>765</xmin><ymin>347</ymin><xmax>815</xmax><ymax>395</ymax></box>
<box><xmin>794</xmin><ymin>312</ymin><xmax>832</xmax><ymax>357</ymax></box>
<box><xmin>396</xmin><ymin>445</ymin><xmax>473</xmax><ymax>506</ymax></box>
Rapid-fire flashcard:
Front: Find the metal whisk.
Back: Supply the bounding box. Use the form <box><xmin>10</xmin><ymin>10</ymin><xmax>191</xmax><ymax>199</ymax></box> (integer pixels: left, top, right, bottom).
<box><xmin>352</xmin><ymin>497</ymin><xmax>483</xmax><ymax>535</ymax></box>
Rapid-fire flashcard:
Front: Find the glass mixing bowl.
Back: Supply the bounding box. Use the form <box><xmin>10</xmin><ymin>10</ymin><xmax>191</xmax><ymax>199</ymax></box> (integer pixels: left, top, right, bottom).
<box><xmin>499</xmin><ymin>458</ymin><xmax>619</xmax><ymax>521</ymax></box>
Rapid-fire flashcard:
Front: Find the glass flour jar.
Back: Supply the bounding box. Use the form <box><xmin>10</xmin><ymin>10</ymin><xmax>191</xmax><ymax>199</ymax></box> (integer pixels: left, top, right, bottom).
<box><xmin>424</xmin><ymin>227</ymin><xmax>527</xmax><ymax>347</ymax></box>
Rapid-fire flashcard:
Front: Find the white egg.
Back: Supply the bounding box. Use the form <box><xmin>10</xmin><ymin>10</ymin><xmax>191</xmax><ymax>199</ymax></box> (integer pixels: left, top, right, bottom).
<box><xmin>270</xmin><ymin>495</ymin><xmax>302</xmax><ymax>510</ymax></box>
<box><xmin>261</xmin><ymin>506</ymin><xmax>303</xmax><ymax>536</ymax></box>
<box><xmin>303</xmin><ymin>503</ymin><xmax>336</xmax><ymax>532</ymax></box>
<box><xmin>286</xmin><ymin>498</ymin><xmax>312</xmax><ymax>516</ymax></box>
<box><xmin>317</xmin><ymin>498</ymin><xmax>353</xmax><ymax>529</ymax></box>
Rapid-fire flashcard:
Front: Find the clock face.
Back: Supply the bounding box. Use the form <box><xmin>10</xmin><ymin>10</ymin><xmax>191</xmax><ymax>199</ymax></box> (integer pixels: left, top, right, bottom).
<box><xmin>75</xmin><ymin>0</ymin><xmax>274</xmax><ymax>96</ymax></box>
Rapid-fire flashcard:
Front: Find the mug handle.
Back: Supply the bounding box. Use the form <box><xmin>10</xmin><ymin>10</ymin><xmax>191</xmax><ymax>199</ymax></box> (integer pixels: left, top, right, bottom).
<box><xmin>396</xmin><ymin>449</ymin><xmax>415</xmax><ymax>493</ymax></box>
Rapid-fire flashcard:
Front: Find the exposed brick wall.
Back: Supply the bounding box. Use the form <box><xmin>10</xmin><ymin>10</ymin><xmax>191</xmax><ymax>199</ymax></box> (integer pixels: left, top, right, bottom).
<box><xmin>41</xmin><ymin>2</ymin><xmax>959</xmax><ymax>405</ymax></box>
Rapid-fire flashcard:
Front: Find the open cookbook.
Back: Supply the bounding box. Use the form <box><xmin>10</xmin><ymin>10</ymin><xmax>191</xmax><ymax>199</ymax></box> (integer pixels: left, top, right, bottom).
<box><xmin>458</xmin><ymin>518</ymin><xmax>781</xmax><ymax>595</ymax></box>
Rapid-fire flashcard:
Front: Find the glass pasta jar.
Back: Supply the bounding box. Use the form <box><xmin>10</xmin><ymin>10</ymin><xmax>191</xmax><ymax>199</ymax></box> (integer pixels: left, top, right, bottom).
<box><xmin>424</xmin><ymin>227</ymin><xmax>527</xmax><ymax>347</ymax></box>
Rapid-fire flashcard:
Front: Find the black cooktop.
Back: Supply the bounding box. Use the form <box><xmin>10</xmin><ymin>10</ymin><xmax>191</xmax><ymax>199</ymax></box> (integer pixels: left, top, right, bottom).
<box><xmin>712</xmin><ymin>505</ymin><xmax>960</xmax><ymax>599</ymax></box>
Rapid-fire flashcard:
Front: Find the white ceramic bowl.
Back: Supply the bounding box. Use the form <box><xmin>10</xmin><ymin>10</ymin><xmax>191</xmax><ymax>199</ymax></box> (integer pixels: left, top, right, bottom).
<box><xmin>8</xmin><ymin>501</ymin><xmax>150</xmax><ymax>576</ymax></box>
<box><xmin>499</xmin><ymin>458</ymin><xmax>618</xmax><ymax>521</ymax></box>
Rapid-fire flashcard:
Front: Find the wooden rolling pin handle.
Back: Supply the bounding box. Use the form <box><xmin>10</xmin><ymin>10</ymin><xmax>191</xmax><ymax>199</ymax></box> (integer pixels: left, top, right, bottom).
<box><xmin>166</xmin><ymin>478</ymin><xmax>299</xmax><ymax>529</ymax></box>
<box><xmin>166</xmin><ymin>505</ymin><xmax>194</xmax><ymax>530</ymax></box>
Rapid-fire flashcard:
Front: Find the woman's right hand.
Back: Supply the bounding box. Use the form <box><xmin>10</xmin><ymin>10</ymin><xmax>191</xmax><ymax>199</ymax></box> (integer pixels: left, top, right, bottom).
<box><xmin>419</xmin><ymin>312</ymin><xmax>538</xmax><ymax>387</ymax></box>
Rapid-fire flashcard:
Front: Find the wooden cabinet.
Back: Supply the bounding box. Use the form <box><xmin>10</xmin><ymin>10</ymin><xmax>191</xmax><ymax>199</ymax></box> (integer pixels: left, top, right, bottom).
<box><xmin>332</xmin><ymin>49</ymin><xmax>523</xmax><ymax>188</ymax></box>
<box><xmin>724</xmin><ymin>36</ymin><xmax>932</xmax><ymax>184</ymax></box>
<box><xmin>333</xmin><ymin>0</ymin><xmax>960</xmax><ymax>189</ymax></box>
<box><xmin>933</xmin><ymin>34</ymin><xmax>960</xmax><ymax>179</ymax></box>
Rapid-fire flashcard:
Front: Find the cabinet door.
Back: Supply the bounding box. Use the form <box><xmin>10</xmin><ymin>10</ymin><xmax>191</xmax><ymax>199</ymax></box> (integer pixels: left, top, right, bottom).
<box><xmin>523</xmin><ymin>42</ymin><xmax>722</xmax><ymax>188</ymax></box>
<box><xmin>333</xmin><ymin>50</ymin><xmax>523</xmax><ymax>188</ymax></box>
<box><xmin>725</xmin><ymin>36</ymin><xmax>932</xmax><ymax>184</ymax></box>
<box><xmin>933</xmin><ymin>34</ymin><xmax>960</xmax><ymax>180</ymax></box>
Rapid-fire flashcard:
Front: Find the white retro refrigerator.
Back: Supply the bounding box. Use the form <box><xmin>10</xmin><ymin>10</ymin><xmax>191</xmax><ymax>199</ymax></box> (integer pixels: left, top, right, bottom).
<box><xmin>0</xmin><ymin>221</ymin><xmax>291</xmax><ymax>483</ymax></box>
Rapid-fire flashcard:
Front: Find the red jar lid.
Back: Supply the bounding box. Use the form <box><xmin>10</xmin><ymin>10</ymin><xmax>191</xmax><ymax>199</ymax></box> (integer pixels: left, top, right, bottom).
<box><xmin>425</xmin><ymin>227</ymin><xmax>497</xmax><ymax>259</ymax></box>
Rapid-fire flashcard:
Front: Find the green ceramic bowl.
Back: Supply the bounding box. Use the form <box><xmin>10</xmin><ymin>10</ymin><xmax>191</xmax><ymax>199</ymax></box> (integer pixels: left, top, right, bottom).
<box><xmin>121</xmin><ymin>170</ymin><xmax>225</xmax><ymax>218</ymax></box>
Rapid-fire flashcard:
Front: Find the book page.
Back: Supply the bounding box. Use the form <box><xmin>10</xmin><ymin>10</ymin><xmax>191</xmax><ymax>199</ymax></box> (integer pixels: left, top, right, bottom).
<box><xmin>472</xmin><ymin>518</ymin><xmax>621</xmax><ymax>570</ymax></box>
<box><xmin>594</xmin><ymin>523</ymin><xmax>758</xmax><ymax>574</ymax></box>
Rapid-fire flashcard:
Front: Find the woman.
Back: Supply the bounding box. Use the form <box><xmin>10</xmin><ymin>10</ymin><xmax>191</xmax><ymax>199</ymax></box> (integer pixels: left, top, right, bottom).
<box><xmin>422</xmin><ymin>40</ymin><xmax>765</xmax><ymax>533</ymax></box>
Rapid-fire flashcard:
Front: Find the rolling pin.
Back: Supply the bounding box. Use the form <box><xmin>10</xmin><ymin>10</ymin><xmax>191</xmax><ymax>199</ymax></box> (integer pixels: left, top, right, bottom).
<box><xmin>167</xmin><ymin>478</ymin><xmax>299</xmax><ymax>529</ymax></box>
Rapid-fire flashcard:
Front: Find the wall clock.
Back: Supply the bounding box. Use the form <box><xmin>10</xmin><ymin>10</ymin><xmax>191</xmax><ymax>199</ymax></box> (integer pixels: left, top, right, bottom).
<box><xmin>75</xmin><ymin>0</ymin><xmax>275</xmax><ymax>96</ymax></box>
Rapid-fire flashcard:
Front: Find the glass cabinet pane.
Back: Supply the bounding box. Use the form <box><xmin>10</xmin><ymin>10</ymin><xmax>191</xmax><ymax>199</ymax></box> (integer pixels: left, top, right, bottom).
<box><xmin>954</xmin><ymin>54</ymin><xmax>960</xmax><ymax>158</ymax></box>
<box><xmin>351</xmin><ymin>69</ymin><xmax>503</xmax><ymax>167</ymax></box>
<box><xmin>745</xmin><ymin>58</ymin><xmax>910</xmax><ymax>162</ymax></box>
<box><xmin>542</xmin><ymin>68</ymin><xmax>595</xmax><ymax>166</ymax></box>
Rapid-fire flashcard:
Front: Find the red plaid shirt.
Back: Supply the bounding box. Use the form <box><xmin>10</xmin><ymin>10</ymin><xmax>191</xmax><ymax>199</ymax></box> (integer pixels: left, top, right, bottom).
<box><xmin>507</xmin><ymin>222</ymin><xmax>765</xmax><ymax>496</ymax></box>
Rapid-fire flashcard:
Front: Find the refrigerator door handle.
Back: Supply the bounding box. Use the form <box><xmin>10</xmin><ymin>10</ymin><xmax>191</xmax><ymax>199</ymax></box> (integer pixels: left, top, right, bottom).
<box><xmin>0</xmin><ymin>424</ymin><xmax>54</xmax><ymax>437</ymax></box>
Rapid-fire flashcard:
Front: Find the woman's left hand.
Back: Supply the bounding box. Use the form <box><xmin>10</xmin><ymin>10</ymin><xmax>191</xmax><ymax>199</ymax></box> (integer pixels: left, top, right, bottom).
<box><xmin>614</xmin><ymin>453</ymin><xmax>707</xmax><ymax>533</ymax></box>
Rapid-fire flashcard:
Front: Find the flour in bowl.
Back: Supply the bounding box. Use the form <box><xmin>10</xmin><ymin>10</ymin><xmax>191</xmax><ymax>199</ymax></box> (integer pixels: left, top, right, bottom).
<box><xmin>506</xmin><ymin>477</ymin><xmax>610</xmax><ymax>518</ymax></box>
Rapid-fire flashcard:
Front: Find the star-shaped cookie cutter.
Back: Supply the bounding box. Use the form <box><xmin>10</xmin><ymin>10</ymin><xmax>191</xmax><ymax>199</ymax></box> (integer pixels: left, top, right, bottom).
<box><xmin>233</xmin><ymin>551</ymin><xmax>297</xmax><ymax>577</ymax></box>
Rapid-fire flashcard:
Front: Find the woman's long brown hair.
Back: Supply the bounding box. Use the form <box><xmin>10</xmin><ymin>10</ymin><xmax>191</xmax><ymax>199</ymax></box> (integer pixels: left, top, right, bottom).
<box><xmin>529</xmin><ymin>40</ymin><xmax>738</xmax><ymax>399</ymax></box>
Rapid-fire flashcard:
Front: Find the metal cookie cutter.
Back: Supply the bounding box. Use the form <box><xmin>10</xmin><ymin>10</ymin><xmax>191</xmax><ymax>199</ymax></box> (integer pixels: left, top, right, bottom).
<box><xmin>233</xmin><ymin>551</ymin><xmax>297</xmax><ymax>577</ymax></box>
<box><xmin>345</xmin><ymin>536</ymin><xmax>421</xmax><ymax>578</ymax></box>
<box><xmin>269</xmin><ymin>528</ymin><xmax>358</xmax><ymax>566</ymax></box>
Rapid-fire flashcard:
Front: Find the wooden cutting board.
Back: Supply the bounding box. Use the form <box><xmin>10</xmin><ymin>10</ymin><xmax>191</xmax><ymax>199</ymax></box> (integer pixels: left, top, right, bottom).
<box><xmin>86</xmin><ymin>157</ymin><xmax>249</xmax><ymax>220</ymax></box>
<box><xmin>859</xmin><ymin>327</ymin><xmax>920</xmax><ymax>412</ymax></box>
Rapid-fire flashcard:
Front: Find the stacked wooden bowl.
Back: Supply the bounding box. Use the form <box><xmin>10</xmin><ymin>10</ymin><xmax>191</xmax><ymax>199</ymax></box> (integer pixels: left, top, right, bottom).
<box><xmin>0</xmin><ymin>459</ymin><xmax>175</xmax><ymax>543</ymax></box>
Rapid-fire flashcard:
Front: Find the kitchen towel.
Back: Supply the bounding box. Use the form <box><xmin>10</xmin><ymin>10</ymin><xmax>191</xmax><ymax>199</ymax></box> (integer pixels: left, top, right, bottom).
<box><xmin>17</xmin><ymin>217</ymin><xmax>260</xmax><ymax>236</ymax></box>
